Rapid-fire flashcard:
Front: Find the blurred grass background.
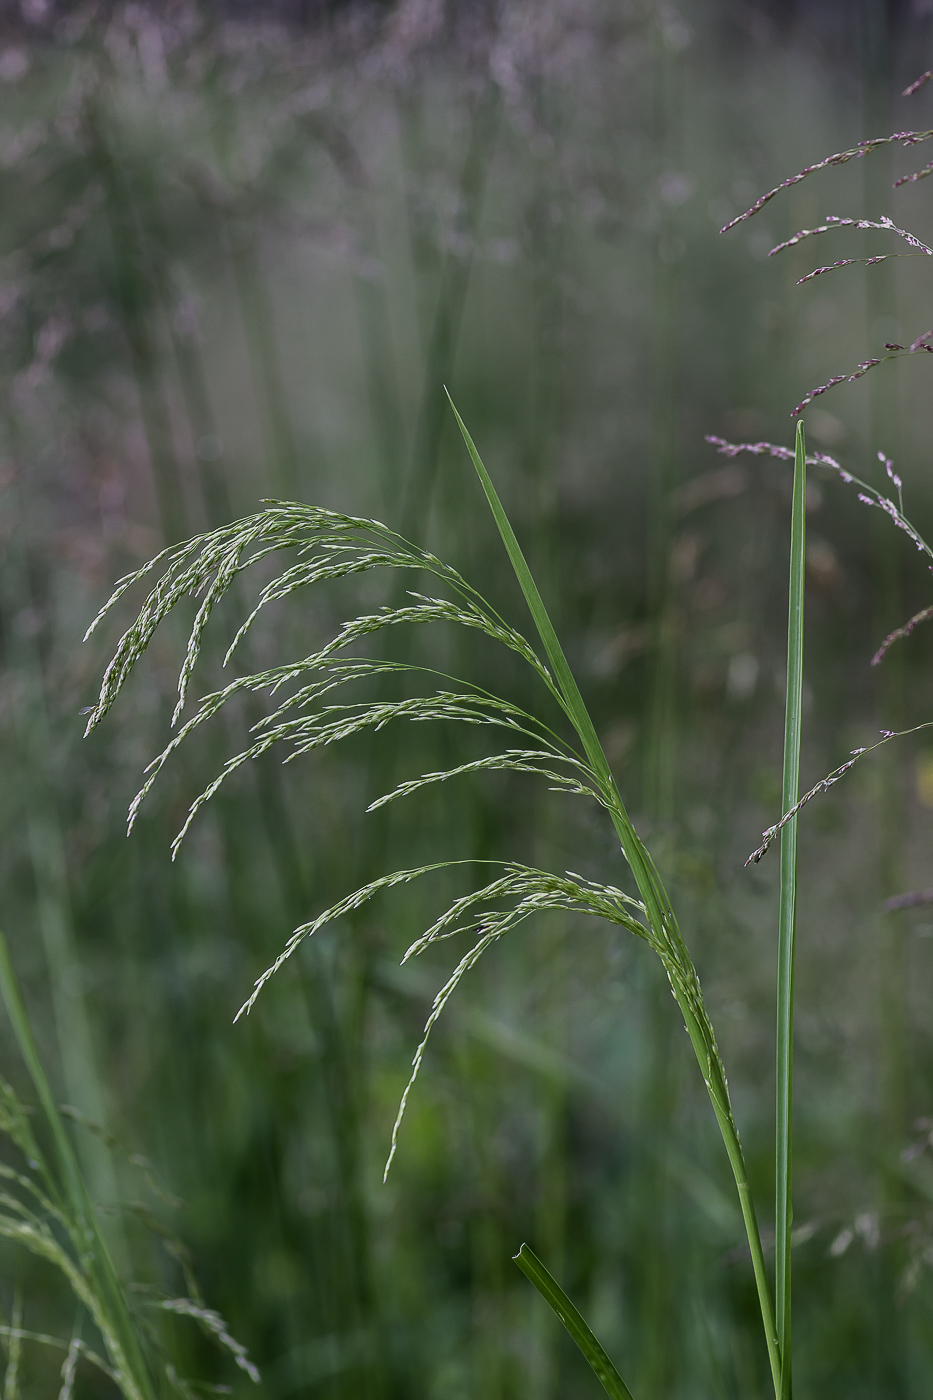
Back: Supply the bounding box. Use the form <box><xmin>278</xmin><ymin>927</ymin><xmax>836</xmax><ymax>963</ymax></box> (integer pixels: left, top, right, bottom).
<box><xmin>2</xmin><ymin>0</ymin><xmax>933</xmax><ymax>1395</ymax></box>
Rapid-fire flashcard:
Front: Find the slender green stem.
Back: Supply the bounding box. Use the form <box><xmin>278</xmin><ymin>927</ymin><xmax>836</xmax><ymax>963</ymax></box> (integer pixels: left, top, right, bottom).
<box><xmin>679</xmin><ymin>1000</ymin><xmax>781</xmax><ymax>1399</ymax></box>
<box><xmin>776</xmin><ymin>420</ymin><xmax>807</xmax><ymax>1400</ymax></box>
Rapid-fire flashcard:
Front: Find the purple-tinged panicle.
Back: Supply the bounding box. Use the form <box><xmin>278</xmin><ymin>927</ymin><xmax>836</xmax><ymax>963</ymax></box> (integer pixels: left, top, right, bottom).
<box><xmin>705</xmin><ymin>434</ymin><xmax>793</xmax><ymax>461</ymax></box>
<box><xmin>787</xmin><ymin>337</ymin><xmax>933</xmax><ymax>415</ymax></box>
<box><xmin>880</xmin><ymin>451</ymin><xmax>903</xmax><ymax>493</ymax></box>
<box><xmin>904</xmin><ymin>70</ymin><xmax>933</xmax><ymax>97</ymax></box>
<box><xmin>747</xmin><ymin>720</ymin><xmax>933</xmax><ymax>864</ymax></box>
<box><xmin>872</xmin><ymin>603</ymin><xmax>933</xmax><ymax>667</ymax></box>
<box><xmin>791</xmin><ymin>333</ymin><xmax>933</xmax><ymax>419</ymax></box>
<box><xmin>705</xmin><ymin>435</ymin><xmax>848</xmax><ymax>475</ymax></box>
<box><xmin>796</xmin><ymin>257</ymin><xmax>894</xmax><ymax>284</ymax></box>
<box><xmin>770</xmin><ymin>215</ymin><xmax>932</xmax><ymax>258</ymax></box>
<box><xmin>795</xmin><ymin>252</ymin><xmax>894</xmax><ymax>286</ymax></box>
<box><xmin>746</xmin><ymin>752</ymin><xmax>863</xmax><ymax>864</ymax></box>
<box><xmin>705</xmin><ymin>436</ymin><xmax>933</xmax><ymax>565</ymax></box>
<box><xmin>885</xmin><ymin>888</ymin><xmax>933</xmax><ymax>911</ymax></box>
<box><xmin>792</xmin><ymin>375</ymin><xmax>848</xmax><ymax>415</ymax></box>
<box><xmin>719</xmin><ymin>131</ymin><xmax>933</xmax><ymax>233</ymax></box>
<box><xmin>797</xmin><ymin>259</ymin><xmax>859</xmax><ymax>284</ymax></box>
<box><xmin>767</xmin><ymin>214</ymin><xmax>924</xmax><ymax>261</ymax></box>
<box><xmin>894</xmin><ymin>159</ymin><xmax>933</xmax><ymax>188</ymax></box>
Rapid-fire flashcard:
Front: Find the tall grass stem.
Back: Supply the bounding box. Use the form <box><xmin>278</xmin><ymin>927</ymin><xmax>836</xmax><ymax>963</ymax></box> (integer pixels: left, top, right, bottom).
<box><xmin>776</xmin><ymin>419</ymin><xmax>806</xmax><ymax>1399</ymax></box>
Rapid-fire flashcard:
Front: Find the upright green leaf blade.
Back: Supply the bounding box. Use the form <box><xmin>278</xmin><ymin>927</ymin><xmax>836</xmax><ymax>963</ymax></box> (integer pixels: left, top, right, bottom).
<box><xmin>447</xmin><ymin>398</ymin><xmax>663</xmax><ymax>927</ymax></box>
<box><xmin>514</xmin><ymin>1244</ymin><xmax>636</xmax><ymax>1400</ymax></box>
<box><xmin>445</xmin><ymin>392</ymin><xmax>612</xmax><ymax>788</ymax></box>
<box><xmin>776</xmin><ymin>419</ymin><xmax>806</xmax><ymax>1400</ymax></box>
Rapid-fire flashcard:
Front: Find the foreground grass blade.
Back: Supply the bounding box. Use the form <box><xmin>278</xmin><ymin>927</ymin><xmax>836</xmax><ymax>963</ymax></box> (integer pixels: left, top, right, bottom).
<box><xmin>446</xmin><ymin>393</ymin><xmax>617</xmax><ymax>796</ymax></box>
<box><xmin>776</xmin><ymin>419</ymin><xmax>806</xmax><ymax>1400</ymax></box>
<box><xmin>513</xmin><ymin>1244</ymin><xmax>636</xmax><ymax>1400</ymax></box>
<box><xmin>449</xmin><ymin>395</ymin><xmax>782</xmax><ymax>1396</ymax></box>
<box><xmin>0</xmin><ymin>930</ymin><xmax>156</xmax><ymax>1400</ymax></box>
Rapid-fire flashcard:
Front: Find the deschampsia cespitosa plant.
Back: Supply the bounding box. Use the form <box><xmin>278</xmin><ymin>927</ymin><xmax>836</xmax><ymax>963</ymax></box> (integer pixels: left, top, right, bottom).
<box><xmin>86</xmin><ymin>72</ymin><xmax>933</xmax><ymax>1400</ymax></box>
<box><xmin>86</xmin><ymin>400</ymin><xmax>783</xmax><ymax>1397</ymax></box>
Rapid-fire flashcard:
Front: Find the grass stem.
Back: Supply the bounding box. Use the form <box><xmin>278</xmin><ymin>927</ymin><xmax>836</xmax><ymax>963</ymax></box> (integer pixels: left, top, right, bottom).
<box><xmin>776</xmin><ymin>419</ymin><xmax>806</xmax><ymax>1400</ymax></box>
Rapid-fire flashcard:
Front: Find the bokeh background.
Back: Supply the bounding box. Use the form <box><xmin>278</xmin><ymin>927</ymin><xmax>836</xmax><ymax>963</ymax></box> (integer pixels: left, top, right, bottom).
<box><xmin>3</xmin><ymin>0</ymin><xmax>933</xmax><ymax>1395</ymax></box>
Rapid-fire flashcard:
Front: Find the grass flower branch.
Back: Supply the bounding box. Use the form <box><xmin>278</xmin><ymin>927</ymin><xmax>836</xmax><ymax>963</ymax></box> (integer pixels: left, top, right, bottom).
<box><xmin>87</xmin><ymin>398</ymin><xmax>794</xmax><ymax>1398</ymax></box>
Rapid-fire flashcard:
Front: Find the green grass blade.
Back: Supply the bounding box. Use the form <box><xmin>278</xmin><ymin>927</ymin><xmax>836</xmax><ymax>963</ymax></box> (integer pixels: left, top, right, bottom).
<box><xmin>446</xmin><ymin>392</ymin><xmax>613</xmax><ymax>790</ymax></box>
<box><xmin>450</xmin><ymin>395</ymin><xmax>781</xmax><ymax>1396</ymax></box>
<box><xmin>447</xmin><ymin>397</ymin><xmax>667</xmax><ymax>932</ymax></box>
<box><xmin>776</xmin><ymin>419</ymin><xmax>806</xmax><ymax>1400</ymax></box>
<box><xmin>513</xmin><ymin>1244</ymin><xmax>636</xmax><ymax>1400</ymax></box>
<box><xmin>0</xmin><ymin>930</ymin><xmax>156</xmax><ymax>1400</ymax></box>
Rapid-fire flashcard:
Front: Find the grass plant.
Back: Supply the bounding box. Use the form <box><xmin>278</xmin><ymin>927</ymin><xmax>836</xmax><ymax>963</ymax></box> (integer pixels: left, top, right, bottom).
<box><xmin>82</xmin><ymin>62</ymin><xmax>933</xmax><ymax>1389</ymax></box>
<box><xmin>6</xmin><ymin>8</ymin><xmax>933</xmax><ymax>1398</ymax></box>
<box><xmin>0</xmin><ymin>928</ymin><xmax>258</xmax><ymax>1399</ymax></box>
<box><xmin>82</xmin><ymin>399</ymin><xmax>826</xmax><ymax>1398</ymax></box>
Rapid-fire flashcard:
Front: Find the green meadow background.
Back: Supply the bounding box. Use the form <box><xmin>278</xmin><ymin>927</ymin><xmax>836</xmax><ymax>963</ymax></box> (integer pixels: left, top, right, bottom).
<box><xmin>2</xmin><ymin>1</ymin><xmax>933</xmax><ymax>1394</ymax></box>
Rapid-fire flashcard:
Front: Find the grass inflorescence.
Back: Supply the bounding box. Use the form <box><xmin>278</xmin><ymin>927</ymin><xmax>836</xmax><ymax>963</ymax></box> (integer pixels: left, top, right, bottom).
<box><xmin>86</xmin><ymin>398</ymin><xmax>808</xmax><ymax>1397</ymax></box>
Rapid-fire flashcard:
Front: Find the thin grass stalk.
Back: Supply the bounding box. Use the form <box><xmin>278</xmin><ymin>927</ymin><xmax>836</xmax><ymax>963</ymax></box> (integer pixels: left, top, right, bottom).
<box><xmin>776</xmin><ymin>419</ymin><xmax>806</xmax><ymax>1400</ymax></box>
<box><xmin>448</xmin><ymin>397</ymin><xmax>782</xmax><ymax>1397</ymax></box>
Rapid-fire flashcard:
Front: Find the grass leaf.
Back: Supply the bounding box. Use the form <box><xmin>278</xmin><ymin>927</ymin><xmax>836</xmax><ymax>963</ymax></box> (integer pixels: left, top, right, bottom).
<box><xmin>448</xmin><ymin>395</ymin><xmax>782</xmax><ymax>1395</ymax></box>
<box><xmin>513</xmin><ymin>1244</ymin><xmax>636</xmax><ymax>1400</ymax></box>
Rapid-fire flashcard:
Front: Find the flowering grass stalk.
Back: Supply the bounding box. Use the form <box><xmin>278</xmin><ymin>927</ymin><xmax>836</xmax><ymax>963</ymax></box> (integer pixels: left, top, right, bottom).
<box><xmin>715</xmin><ymin>69</ymin><xmax>933</xmax><ymax>1391</ymax></box>
<box><xmin>84</xmin><ymin>395</ymin><xmax>812</xmax><ymax>1398</ymax></box>
<box><xmin>85</xmin><ymin>69</ymin><xmax>933</xmax><ymax>1390</ymax></box>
